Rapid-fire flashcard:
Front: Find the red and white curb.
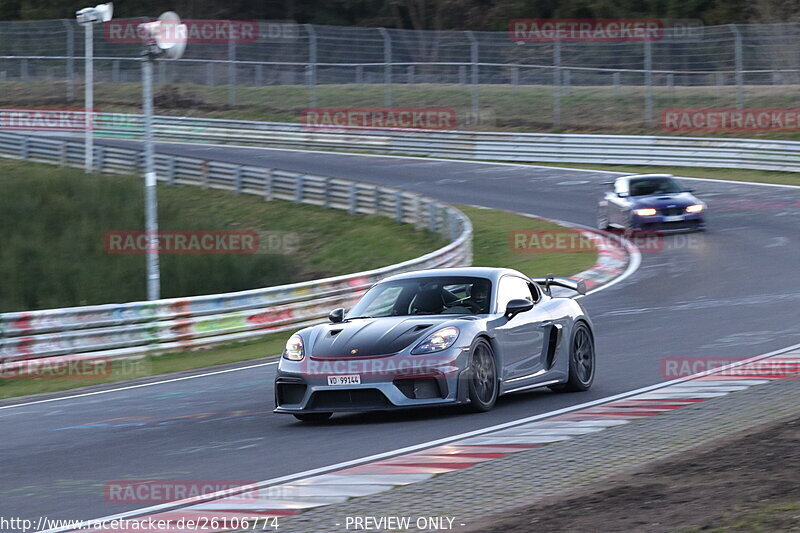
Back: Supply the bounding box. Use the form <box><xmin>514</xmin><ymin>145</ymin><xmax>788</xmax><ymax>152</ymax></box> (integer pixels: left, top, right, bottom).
<box><xmin>517</xmin><ymin>212</ymin><xmax>637</xmax><ymax>295</ymax></box>
<box><xmin>52</xmin><ymin>345</ymin><xmax>799</xmax><ymax>532</ymax></box>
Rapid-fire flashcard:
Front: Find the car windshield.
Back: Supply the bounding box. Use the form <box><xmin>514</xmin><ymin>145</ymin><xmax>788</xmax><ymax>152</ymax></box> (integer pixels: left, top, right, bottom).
<box><xmin>347</xmin><ymin>276</ymin><xmax>492</xmax><ymax>318</ymax></box>
<box><xmin>629</xmin><ymin>177</ymin><xmax>683</xmax><ymax>196</ymax></box>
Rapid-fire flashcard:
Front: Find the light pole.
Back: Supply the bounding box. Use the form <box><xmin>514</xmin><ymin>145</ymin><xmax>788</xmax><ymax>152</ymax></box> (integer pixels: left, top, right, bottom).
<box><xmin>138</xmin><ymin>12</ymin><xmax>187</xmax><ymax>301</ymax></box>
<box><xmin>75</xmin><ymin>3</ymin><xmax>113</xmax><ymax>174</ymax></box>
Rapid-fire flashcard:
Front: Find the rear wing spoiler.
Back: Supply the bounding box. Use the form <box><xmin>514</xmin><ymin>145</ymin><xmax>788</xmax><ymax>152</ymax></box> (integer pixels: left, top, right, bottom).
<box><xmin>532</xmin><ymin>274</ymin><xmax>587</xmax><ymax>296</ymax></box>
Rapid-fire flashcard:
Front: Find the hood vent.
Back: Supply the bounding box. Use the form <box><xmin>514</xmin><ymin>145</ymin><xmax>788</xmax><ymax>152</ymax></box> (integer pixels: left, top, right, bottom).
<box><xmin>329</xmin><ymin>329</ymin><xmax>343</xmax><ymax>336</ymax></box>
<box><xmin>414</xmin><ymin>324</ymin><xmax>432</xmax><ymax>331</ymax></box>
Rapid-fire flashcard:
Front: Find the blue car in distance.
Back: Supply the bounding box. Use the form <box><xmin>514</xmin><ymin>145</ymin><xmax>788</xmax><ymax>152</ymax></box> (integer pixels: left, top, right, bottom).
<box><xmin>597</xmin><ymin>174</ymin><xmax>706</xmax><ymax>232</ymax></box>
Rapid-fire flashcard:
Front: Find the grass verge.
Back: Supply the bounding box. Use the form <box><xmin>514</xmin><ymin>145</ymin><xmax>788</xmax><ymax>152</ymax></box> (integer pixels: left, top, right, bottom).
<box><xmin>0</xmin><ymin>160</ymin><xmax>444</xmax><ymax>312</ymax></box>
<box><xmin>0</xmin><ymin>206</ymin><xmax>598</xmax><ymax>400</ymax></box>
<box><xmin>5</xmin><ymin>80</ymin><xmax>800</xmax><ymax>139</ymax></box>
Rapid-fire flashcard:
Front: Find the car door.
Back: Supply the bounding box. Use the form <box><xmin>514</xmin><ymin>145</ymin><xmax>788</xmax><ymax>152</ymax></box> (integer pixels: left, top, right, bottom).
<box><xmin>492</xmin><ymin>275</ymin><xmax>549</xmax><ymax>382</ymax></box>
<box><xmin>607</xmin><ymin>179</ymin><xmax>630</xmax><ymax>227</ymax></box>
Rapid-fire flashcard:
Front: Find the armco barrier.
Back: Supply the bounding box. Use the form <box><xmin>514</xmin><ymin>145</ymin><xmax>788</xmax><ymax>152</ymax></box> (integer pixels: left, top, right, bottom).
<box><xmin>90</xmin><ymin>113</ymin><xmax>800</xmax><ymax>173</ymax></box>
<box><xmin>0</xmin><ymin>132</ymin><xmax>472</xmax><ymax>366</ymax></box>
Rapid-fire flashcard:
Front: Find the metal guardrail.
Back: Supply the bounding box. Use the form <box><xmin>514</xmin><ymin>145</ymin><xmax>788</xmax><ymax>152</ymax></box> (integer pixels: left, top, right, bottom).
<box><xmin>0</xmin><ymin>132</ymin><xmax>472</xmax><ymax>366</ymax></box>
<box><xmin>94</xmin><ymin>114</ymin><xmax>800</xmax><ymax>173</ymax></box>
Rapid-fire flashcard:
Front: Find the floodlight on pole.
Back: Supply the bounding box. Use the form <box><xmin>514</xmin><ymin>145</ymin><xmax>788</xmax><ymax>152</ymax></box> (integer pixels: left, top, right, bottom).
<box><xmin>75</xmin><ymin>2</ymin><xmax>112</xmax><ymax>174</ymax></box>
<box><xmin>138</xmin><ymin>12</ymin><xmax>187</xmax><ymax>301</ymax></box>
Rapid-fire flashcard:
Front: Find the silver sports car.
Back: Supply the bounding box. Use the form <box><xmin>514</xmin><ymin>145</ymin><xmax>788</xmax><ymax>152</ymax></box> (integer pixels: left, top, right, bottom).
<box><xmin>274</xmin><ymin>267</ymin><xmax>595</xmax><ymax>422</ymax></box>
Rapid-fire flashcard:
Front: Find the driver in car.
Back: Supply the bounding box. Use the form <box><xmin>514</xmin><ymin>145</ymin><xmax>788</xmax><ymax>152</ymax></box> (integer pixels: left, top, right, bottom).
<box><xmin>464</xmin><ymin>281</ymin><xmax>490</xmax><ymax>314</ymax></box>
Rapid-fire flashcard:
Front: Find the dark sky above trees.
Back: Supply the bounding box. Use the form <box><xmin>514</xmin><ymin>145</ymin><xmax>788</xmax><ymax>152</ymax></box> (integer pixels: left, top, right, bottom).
<box><xmin>1</xmin><ymin>0</ymin><xmax>793</xmax><ymax>26</ymax></box>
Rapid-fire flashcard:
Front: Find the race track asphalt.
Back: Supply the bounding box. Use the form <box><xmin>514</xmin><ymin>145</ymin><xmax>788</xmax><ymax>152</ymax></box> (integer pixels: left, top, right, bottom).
<box><xmin>2</xmin><ymin>140</ymin><xmax>799</xmax><ymax>523</ymax></box>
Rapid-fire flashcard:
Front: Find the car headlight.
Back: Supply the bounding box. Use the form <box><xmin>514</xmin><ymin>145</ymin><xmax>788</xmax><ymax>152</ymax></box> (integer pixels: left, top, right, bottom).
<box><xmin>283</xmin><ymin>334</ymin><xmax>305</xmax><ymax>361</ymax></box>
<box><xmin>411</xmin><ymin>326</ymin><xmax>459</xmax><ymax>355</ymax></box>
<box><xmin>634</xmin><ymin>208</ymin><xmax>657</xmax><ymax>216</ymax></box>
<box><xmin>686</xmin><ymin>204</ymin><xmax>704</xmax><ymax>213</ymax></box>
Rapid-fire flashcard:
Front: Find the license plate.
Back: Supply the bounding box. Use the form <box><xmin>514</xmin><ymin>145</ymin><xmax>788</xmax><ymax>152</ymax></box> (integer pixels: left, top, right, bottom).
<box><xmin>327</xmin><ymin>374</ymin><xmax>361</xmax><ymax>386</ymax></box>
<box><xmin>663</xmin><ymin>215</ymin><xmax>684</xmax><ymax>222</ymax></box>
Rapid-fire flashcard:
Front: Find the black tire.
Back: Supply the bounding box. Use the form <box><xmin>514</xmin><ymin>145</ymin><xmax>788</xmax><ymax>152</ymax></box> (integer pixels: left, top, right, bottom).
<box><xmin>550</xmin><ymin>322</ymin><xmax>595</xmax><ymax>392</ymax></box>
<box><xmin>293</xmin><ymin>412</ymin><xmax>332</xmax><ymax>423</ymax></box>
<box><xmin>466</xmin><ymin>338</ymin><xmax>499</xmax><ymax>412</ymax></box>
<box><xmin>597</xmin><ymin>205</ymin><xmax>610</xmax><ymax>230</ymax></box>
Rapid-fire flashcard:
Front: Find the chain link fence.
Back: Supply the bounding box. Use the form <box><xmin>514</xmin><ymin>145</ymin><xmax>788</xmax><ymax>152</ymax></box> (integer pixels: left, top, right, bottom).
<box><xmin>0</xmin><ymin>20</ymin><xmax>799</xmax><ymax>132</ymax></box>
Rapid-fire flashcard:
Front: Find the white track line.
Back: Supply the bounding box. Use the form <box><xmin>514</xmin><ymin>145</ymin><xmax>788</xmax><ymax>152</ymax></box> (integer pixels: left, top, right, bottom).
<box><xmin>43</xmin><ymin>341</ymin><xmax>800</xmax><ymax>532</ymax></box>
<box><xmin>0</xmin><ymin>361</ymin><xmax>279</xmax><ymax>411</ymax></box>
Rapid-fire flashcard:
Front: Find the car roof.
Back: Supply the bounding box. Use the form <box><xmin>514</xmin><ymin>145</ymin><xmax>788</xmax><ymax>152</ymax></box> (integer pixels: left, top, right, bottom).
<box><xmin>617</xmin><ymin>173</ymin><xmax>675</xmax><ymax>183</ymax></box>
<box><xmin>378</xmin><ymin>266</ymin><xmax>527</xmax><ymax>284</ymax></box>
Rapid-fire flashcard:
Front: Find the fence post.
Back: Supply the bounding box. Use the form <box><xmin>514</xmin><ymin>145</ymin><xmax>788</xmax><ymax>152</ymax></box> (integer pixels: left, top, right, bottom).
<box><xmin>95</xmin><ymin>145</ymin><xmax>104</xmax><ymax>173</ymax></box>
<box><xmin>465</xmin><ymin>31</ymin><xmax>479</xmax><ymax>125</ymax></box>
<box><xmin>379</xmin><ymin>28</ymin><xmax>392</xmax><ymax>106</ymax></box>
<box><xmin>459</xmin><ymin>65</ymin><xmax>466</xmax><ymax>86</ymax></box>
<box><xmin>715</xmin><ymin>71</ymin><xmax>724</xmax><ymax>97</ymax></box>
<box><xmin>112</xmin><ymin>60</ymin><xmax>120</xmax><ymax>83</ymax></box>
<box><xmin>428</xmin><ymin>202</ymin><xmax>437</xmax><ymax>232</ymax></box>
<box><xmin>255</xmin><ymin>63</ymin><xmax>263</xmax><ymax>86</ymax></box>
<box><xmin>563</xmin><ymin>69</ymin><xmax>571</xmax><ymax>95</ymax></box>
<box><xmin>407</xmin><ymin>65</ymin><xmax>414</xmax><ymax>84</ymax></box>
<box><xmin>59</xmin><ymin>141</ymin><xmax>68</xmax><ymax>167</ymax></box>
<box><xmin>64</xmin><ymin>20</ymin><xmax>75</xmax><ymax>102</ymax></box>
<box><xmin>263</xmin><ymin>168</ymin><xmax>273</xmax><ymax>200</ymax></box>
<box><xmin>322</xmin><ymin>177</ymin><xmax>330</xmax><ymax>208</ymax></box>
<box><xmin>21</xmin><ymin>59</ymin><xmax>28</xmax><ymax>81</ymax></box>
<box><xmin>206</xmin><ymin>62</ymin><xmax>214</xmax><ymax>87</ymax></box>
<box><xmin>511</xmin><ymin>67</ymin><xmax>519</xmax><ymax>92</ymax></box>
<box><xmin>371</xmin><ymin>186</ymin><xmax>381</xmax><ymax>214</ymax></box>
<box><xmin>234</xmin><ymin>166</ymin><xmax>243</xmax><ymax>194</ymax></box>
<box><xmin>644</xmin><ymin>39</ymin><xmax>653</xmax><ymax>126</ymax></box>
<box><xmin>667</xmin><ymin>73</ymin><xmax>674</xmax><ymax>99</ymax></box>
<box><xmin>553</xmin><ymin>39</ymin><xmax>561</xmax><ymax>128</ymax></box>
<box><xmin>729</xmin><ymin>24</ymin><xmax>744</xmax><ymax>108</ymax></box>
<box><xmin>295</xmin><ymin>175</ymin><xmax>304</xmax><ymax>203</ymax></box>
<box><xmin>228</xmin><ymin>36</ymin><xmax>237</xmax><ymax>106</ymax></box>
<box><xmin>305</xmin><ymin>24</ymin><xmax>317</xmax><ymax>108</ymax></box>
<box><xmin>395</xmin><ymin>191</ymin><xmax>404</xmax><ymax>222</ymax></box>
<box><xmin>612</xmin><ymin>71</ymin><xmax>621</xmax><ymax>96</ymax></box>
<box><xmin>355</xmin><ymin>65</ymin><xmax>363</xmax><ymax>85</ymax></box>
<box><xmin>167</xmin><ymin>156</ymin><xmax>176</xmax><ymax>185</ymax></box>
<box><xmin>349</xmin><ymin>183</ymin><xmax>358</xmax><ymax>214</ymax></box>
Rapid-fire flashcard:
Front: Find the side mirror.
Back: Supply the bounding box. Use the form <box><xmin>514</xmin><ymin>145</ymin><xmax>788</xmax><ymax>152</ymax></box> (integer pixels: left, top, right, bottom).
<box><xmin>504</xmin><ymin>299</ymin><xmax>533</xmax><ymax>320</ymax></box>
<box><xmin>684</xmin><ymin>187</ymin><xmax>695</xmax><ymax>193</ymax></box>
<box><xmin>328</xmin><ymin>308</ymin><xmax>345</xmax><ymax>323</ymax></box>
<box><xmin>617</xmin><ymin>191</ymin><xmax>628</xmax><ymax>198</ymax></box>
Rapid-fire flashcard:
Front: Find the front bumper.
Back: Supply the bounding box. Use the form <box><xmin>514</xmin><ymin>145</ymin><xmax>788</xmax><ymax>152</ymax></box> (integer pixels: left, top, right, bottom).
<box><xmin>631</xmin><ymin>212</ymin><xmax>705</xmax><ymax>231</ymax></box>
<box><xmin>274</xmin><ymin>348</ymin><xmax>470</xmax><ymax>414</ymax></box>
